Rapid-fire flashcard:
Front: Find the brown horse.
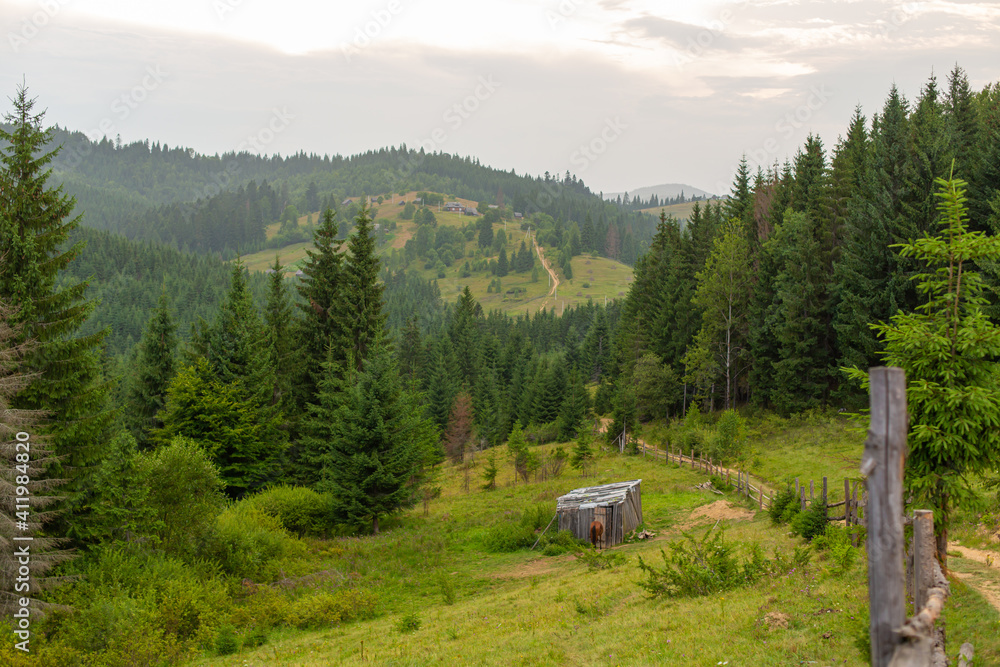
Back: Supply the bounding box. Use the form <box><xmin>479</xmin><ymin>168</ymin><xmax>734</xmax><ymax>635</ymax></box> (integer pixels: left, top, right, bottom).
<box><xmin>589</xmin><ymin>520</ymin><xmax>604</xmax><ymax>549</ymax></box>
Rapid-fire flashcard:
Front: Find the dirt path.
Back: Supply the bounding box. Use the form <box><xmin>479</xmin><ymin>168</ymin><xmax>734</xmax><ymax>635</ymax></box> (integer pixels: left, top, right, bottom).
<box><xmin>533</xmin><ymin>237</ymin><xmax>559</xmax><ymax>310</ymax></box>
<box><xmin>951</xmin><ymin>544</ymin><xmax>1000</xmax><ymax>613</ymax></box>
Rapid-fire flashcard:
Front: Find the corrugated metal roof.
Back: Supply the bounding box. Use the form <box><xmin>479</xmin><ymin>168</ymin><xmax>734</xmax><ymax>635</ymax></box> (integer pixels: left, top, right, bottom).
<box><xmin>556</xmin><ymin>480</ymin><xmax>641</xmax><ymax>510</ymax></box>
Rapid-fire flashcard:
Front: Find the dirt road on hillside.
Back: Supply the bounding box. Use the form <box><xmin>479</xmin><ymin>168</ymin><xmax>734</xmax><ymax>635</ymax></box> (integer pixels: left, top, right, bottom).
<box><xmin>534</xmin><ymin>236</ymin><xmax>560</xmax><ymax>310</ymax></box>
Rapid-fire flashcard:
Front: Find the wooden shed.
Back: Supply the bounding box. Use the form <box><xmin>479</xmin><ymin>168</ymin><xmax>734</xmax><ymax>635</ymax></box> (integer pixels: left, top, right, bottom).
<box><xmin>556</xmin><ymin>480</ymin><xmax>642</xmax><ymax>549</ymax></box>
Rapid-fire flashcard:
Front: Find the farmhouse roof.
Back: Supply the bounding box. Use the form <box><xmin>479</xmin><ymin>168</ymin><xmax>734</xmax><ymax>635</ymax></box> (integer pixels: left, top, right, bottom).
<box><xmin>556</xmin><ymin>479</ymin><xmax>641</xmax><ymax>510</ymax></box>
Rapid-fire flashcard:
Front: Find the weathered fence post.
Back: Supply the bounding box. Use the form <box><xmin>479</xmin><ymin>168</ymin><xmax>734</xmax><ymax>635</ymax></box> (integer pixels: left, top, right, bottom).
<box><xmin>844</xmin><ymin>478</ymin><xmax>851</xmax><ymax>526</ymax></box>
<box><xmin>912</xmin><ymin>510</ymin><xmax>934</xmax><ymax>613</ymax></box>
<box><xmin>863</xmin><ymin>367</ymin><xmax>907</xmax><ymax>667</ymax></box>
<box><xmin>691</xmin><ymin>448</ymin><xmax>695</xmax><ymax>470</ymax></box>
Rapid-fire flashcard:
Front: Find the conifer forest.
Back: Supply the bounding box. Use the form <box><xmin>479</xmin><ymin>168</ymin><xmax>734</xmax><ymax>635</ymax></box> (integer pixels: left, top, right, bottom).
<box><xmin>2</xmin><ymin>62</ymin><xmax>1000</xmax><ymax>665</ymax></box>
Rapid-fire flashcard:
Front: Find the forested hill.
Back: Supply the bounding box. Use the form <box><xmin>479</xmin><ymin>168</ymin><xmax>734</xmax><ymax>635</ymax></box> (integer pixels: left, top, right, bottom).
<box><xmin>25</xmin><ymin>126</ymin><xmax>655</xmax><ymax>263</ymax></box>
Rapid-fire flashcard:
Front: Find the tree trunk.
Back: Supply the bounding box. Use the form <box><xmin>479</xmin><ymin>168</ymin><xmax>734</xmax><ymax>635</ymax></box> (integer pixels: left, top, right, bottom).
<box><xmin>373</xmin><ymin>515</ymin><xmax>380</xmax><ymax>535</ymax></box>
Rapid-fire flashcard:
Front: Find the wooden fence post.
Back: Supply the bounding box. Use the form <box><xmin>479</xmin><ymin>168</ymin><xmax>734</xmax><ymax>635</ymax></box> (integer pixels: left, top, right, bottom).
<box><xmin>844</xmin><ymin>478</ymin><xmax>851</xmax><ymax>526</ymax></box>
<box><xmin>912</xmin><ymin>510</ymin><xmax>935</xmax><ymax>613</ymax></box>
<box><xmin>863</xmin><ymin>367</ymin><xmax>907</xmax><ymax>667</ymax></box>
<box><xmin>691</xmin><ymin>449</ymin><xmax>695</xmax><ymax>470</ymax></box>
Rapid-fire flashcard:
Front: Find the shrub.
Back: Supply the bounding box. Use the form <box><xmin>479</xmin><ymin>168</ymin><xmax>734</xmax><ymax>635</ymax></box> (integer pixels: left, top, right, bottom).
<box><xmin>636</xmin><ymin>529</ymin><xmax>790</xmax><ymax>598</ymax></box>
<box><xmin>243</xmin><ymin>485</ymin><xmax>332</xmax><ymax>537</ymax></box>
<box><xmin>539</xmin><ymin>529</ymin><xmax>587</xmax><ymax>556</ymax></box>
<box><xmin>396</xmin><ymin>611</ymin><xmax>421</xmax><ymax>634</ymax></box>
<box><xmin>53</xmin><ymin>547</ymin><xmax>230</xmax><ymax>656</ymax></box>
<box><xmin>791</xmin><ymin>503</ymin><xmax>828</xmax><ymax>541</ymax></box>
<box><xmin>768</xmin><ymin>487</ymin><xmax>799</xmax><ymax>524</ymax></box>
<box><xmin>482</xmin><ymin>521</ymin><xmax>535</xmax><ymax>553</ymax></box>
<box><xmin>136</xmin><ymin>436</ymin><xmax>226</xmax><ymax>558</ymax></box>
<box><xmin>203</xmin><ymin>504</ymin><xmax>306</xmax><ymax>580</ymax></box>
<box><xmin>397</xmin><ymin>612</ymin><xmax>421</xmax><ymax>634</ymax></box>
<box><xmin>215</xmin><ymin>624</ymin><xmax>238</xmax><ymax>655</ymax></box>
<box><xmin>243</xmin><ymin>626</ymin><xmax>268</xmax><ymax>649</ymax></box>
<box><xmin>287</xmin><ymin>589</ymin><xmax>377</xmax><ymax>629</ymax></box>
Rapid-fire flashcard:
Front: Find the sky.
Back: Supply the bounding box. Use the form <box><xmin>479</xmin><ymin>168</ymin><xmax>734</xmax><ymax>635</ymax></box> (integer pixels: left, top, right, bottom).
<box><xmin>1</xmin><ymin>0</ymin><xmax>998</xmax><ymax>196</ymax></box>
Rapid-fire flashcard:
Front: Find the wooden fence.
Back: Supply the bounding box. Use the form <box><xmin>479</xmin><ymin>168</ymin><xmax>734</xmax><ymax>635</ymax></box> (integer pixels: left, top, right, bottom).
<box><xmin>635</xmin><ymin>436</ymin><xmax>868</xmax><ymax>535</ymax></box>
<box><xmin>617</xmin><ymin>367</ymin><xmax>976</xmax><ymax>665</ymax></box>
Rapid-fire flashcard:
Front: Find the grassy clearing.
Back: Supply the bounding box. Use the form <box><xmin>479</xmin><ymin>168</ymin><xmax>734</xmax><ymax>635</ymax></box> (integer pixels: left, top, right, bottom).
<box><xmin>184</xmin><ymin>428</ymin><xmax>999</xmax><ymax>666</ymax></box>
<box><xmin>245</xmin><ymin>191</ymin><xmax>634</xmax><ymax>316</ymax></box>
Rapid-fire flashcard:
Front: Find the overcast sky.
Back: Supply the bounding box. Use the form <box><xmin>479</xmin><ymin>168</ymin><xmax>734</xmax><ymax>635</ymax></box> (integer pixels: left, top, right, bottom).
<box><xmin>1</xmin><ymin>0</ymin><xmax>997</xmax><ymax>195</ymax></box>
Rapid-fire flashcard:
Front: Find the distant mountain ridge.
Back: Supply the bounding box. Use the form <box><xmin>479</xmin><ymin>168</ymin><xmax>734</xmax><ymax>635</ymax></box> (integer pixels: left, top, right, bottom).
<box><xmin>604</xmin><ymin>183</ymin><xmax>715</xmax><ymax>202</ymax></box>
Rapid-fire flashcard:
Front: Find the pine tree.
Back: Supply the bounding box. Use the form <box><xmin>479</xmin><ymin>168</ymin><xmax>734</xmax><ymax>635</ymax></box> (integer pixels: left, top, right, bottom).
<box><xmin>264</xmin><ymin>256</ymin><xmax>296</xmax><ymax>411</ymax></box>
<box><xmin>0</xmin><ymin>300</ymin><xmax>72</xmax><ymax>616</ymax></box>
<box><xmin>497</xmin><ymin>247</ymin><xmax>509</xmax><ymax>277</ymax></box>
<box><xmin>571</xmin><ymin>429</ymin><xmax>595</xmax><ymax>477</ymax></box>
<box><xmin>834</xmin><ymin>85</ymin><xmax>912</xmax><ymax>376</ymax></box>
<box><xmin>0</xmin><ymin>85</ymin><xmax>111</xmax><ymax>528</ymax></box>
<box><xmin>444</xmin><ymin>392</ymin><xmax>474</xmax><ymax>463</ymax></box>
<box><xmin>336</xmin><ymin>204</ymin><xmax>386</xmax><ymax>370</ymax></box>
<box><xmin>557</xmin><ymin>369</ymin><xmax>591</xmax><ymax>440</ymax></box>
<box><xmin>398</xmin><ymin>316</ymin><xmax>424</xmax><ymax>385</ymax></box>
<box><xmin>124</xmin><ymin>290</ymin><xmax>177</xmax><ymax>446</ymax></box>
<box><xmin>158</xmin><ymin>261</ymin><xmax>285</xmax><ymax>496</ymax></box>
<box><xmin>846</xmin><ymin>172</ymin><xmax>1000</xmax><ymax>564</ymax></box>
<box><xmin>306</xmin><ymin>334</ymin><xmax>436</xmax><ymax>534</ymax></box>
<box><xmin>295</xmin><ymin>208</ymin><xmax>344</xmax><ymax>407</ymax></box>
<box><xmin>426</xmin><ymin>336</ymin><xmax>459</xmax><ymax>430</ymax></box>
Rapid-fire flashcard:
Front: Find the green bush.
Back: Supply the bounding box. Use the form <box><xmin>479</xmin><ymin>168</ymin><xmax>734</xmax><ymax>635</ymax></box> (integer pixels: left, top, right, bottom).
<box><xmin>397</xmin><ymin>612</ymin><xmax>422</xmax><ymax>634</ymax></box>
<box><xmin>482</xmin><ymin>521</ymin><xmax>535</xmax><ymax>553</ymax></box>
<box><xmin>244</xmin><ymin>485</ymin><xmax>332</xmax><ymax>537</ymax></box>
<box><xmin>243</xmin><ymin>626</ymin><xmax>268</xmax><ymax>649</ymax></box>
<box><xmin>790</xmin><ymin>502</ymin><xmax>828</xmax><ymax>541</ymax></box>
<box><xmin>539</xmin><ymin>530</ymin><xmax>587</xmax><ymax>556</ymax></box>
<box><xmin>215</xmin><ymin>624</ymin><xmax>238</xmax><ymax>655</ymax></box>
<box><xmin>287</xmin><ymin>589</ymin><xmax>378</xmax><ymax>629</ymax></box>
<box><xmin>137</xmin><ymin>436</ymin><xmax>226</xmax><ymax>559</ymax></box>
<box><xmin>768</xmin><ymin>487</ymin><xmax>799</xmax><ymax>524</ymax></box>
<box><xmin>203</xmin><ymin>503</ymin><xmax>307</xmax><ymax>580</ymax></box>
<box><xmin>636</xmin><ymin>529</ymin><xmax>791</xmax><ymax>598</ymax></box>
<box><xmin>53</xmin><ymin>547</ymin><xmax>230</xmax><ymax>656</ymax></box>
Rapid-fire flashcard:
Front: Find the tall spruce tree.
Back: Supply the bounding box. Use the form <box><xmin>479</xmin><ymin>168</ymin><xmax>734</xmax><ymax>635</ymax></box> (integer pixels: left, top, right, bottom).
<box><xmin>0</xmin><ymin>86</ymin><xmax>111</xmax><ymax>529</ymax></box>
<box><xmin>0</xmin><ymin>300</ymin><xmax>70</xmax><ymax>615</ymax></box>
<box><xmin>305</xmin><ymin>334</ymin><xmax>436</xmax><ymax>534</ymax></box>
<box><xmin>295</xmin><ymin>208</ymin><xmax>344</xmax><ymax>408</ymax></box>
<box><xmin>264</xmin><ymin>256</ymin><xmax>296</xmax><ymax>411</ymax></box>
<box><xmin>124</xmin><ymin>290</ymin><xmax>177</xmax><ymax>446</ymax></box>
<box><xmin>833</xmin><ymin>85</ymin><xmax>912</xmax><ymax>376</ymax></box>
<box><xmin>336</xmin><ymin>204</ymin><xmax>385</xmax><ymax>371</ymax></box>
<box><xmin>847</xmin><ymin>172</ymin><xmax>1000</xmax><ymax>564</ymax></box>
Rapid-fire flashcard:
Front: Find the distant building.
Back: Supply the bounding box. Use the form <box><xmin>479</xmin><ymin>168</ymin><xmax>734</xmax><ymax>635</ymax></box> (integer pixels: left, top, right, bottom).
<box><xmin>513</xmin><ymin>212</ymin><xmax>523</xmax><ymax>219</ymax></box>
<box><xmin>373</xmin><ymin>223</ymin><xmax>381</xmax><ymax>231</ymax></box>
<box><xmin>398</xmin><ymin>199</ymin><xmax>406</xmax><ymax>205</ymax></box>
<box><xmin>444</xmin><ymin>201</ymin><xmax>464</xmax><ymax>212</ymax></box>
<box><xmin>341</xmin><ymin>198</ymin><xmax>353</xmax><ymax>205</ymax></box>
<box><xmin>463</xmin><ymin>207</ymin><xmax>479</xmax><ymax>216</ymax></box>
<box><xmin>295</xmin><ymin>270</ymin><xmax>305</xmax><ymax>278</ymax></box>
<box><xmin>488</xmin><ymin>204</ymin><xmax>499</xmax><ymax>209</ymax></box>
